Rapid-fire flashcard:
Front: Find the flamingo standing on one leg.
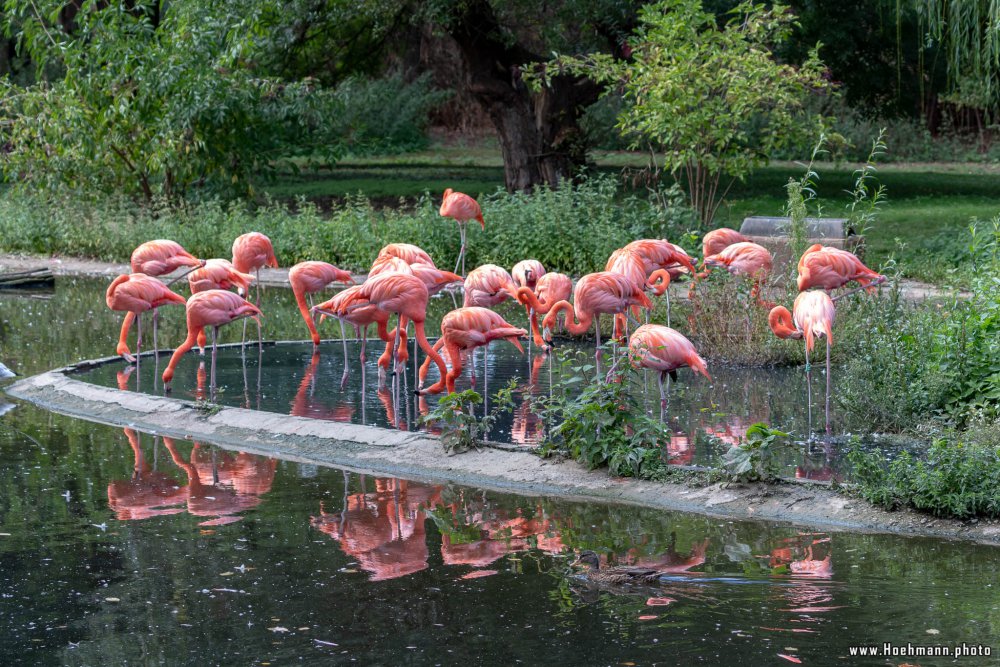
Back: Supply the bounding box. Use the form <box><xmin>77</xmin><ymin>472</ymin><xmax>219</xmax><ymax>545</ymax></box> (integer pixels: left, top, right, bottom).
<box><xmin>628</xmin><ymin>324</ymin><xmax>711</xmax><ymax>409</ymax></box>
<box><xmin>769</xmin><ymin>290</ymin><xmax>837</xmax><ymax>433</ymax></box>
<box><xmin>797</xmin><ymin>244</ymin><xmax>886</xmax><ymax>299</ymax></box>
<box><xmin>119</xmin><ymin>240</ymin><xmax>203</xmax><ymax>359</ymax></box>
<box><xmin>440</xmin><ymin>189</ymin><xmax>484</xmax><ymax>277</ymax></box>
<box><xmin>542</xmin><ymin>272</ymin><xmax>653</xmax><ymax>369</ymax></box>
<box><xmin>334</xmin><ymin>273</ymin><xmax>448</xmax><ymax>387</ymax></box>
<box><xmin>162</xmin><ymin>290</ymin><xmax>262</xmax><ymax>392</ymax></box>
<box><xmin>418</xmin><ymin>307</ymin><xmax>527</xmax><ymax>394</ymax></box>
<box><xmin>231</xmin><ymin>232</ymin><xmax>277</xmax><ymax>347</ymax></box>
<box><xmin>289</xmin><ymin>261</ymin><xmax>354</xmax><ymax>348</ymax></box>
<box><xmin>515</xmin><ymin>272</ymin><xmax>573</xmax><ymax>350</ymax></box>
<box><xmin>701</xmin><ymin>228</ymin><xmax>750</xmax><ymax>259</ymax></box>
<box><xmin>107</xmin><ymin>273</ymin><xmax>187</xmax><ymax>364</ymax></box>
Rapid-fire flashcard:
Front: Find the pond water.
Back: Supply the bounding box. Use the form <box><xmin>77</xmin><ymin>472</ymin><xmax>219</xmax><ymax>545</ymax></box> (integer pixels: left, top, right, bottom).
<box><xmin>1</xmin><ymin>276</ymin><xmax>997</xmax><ymax>665</ymax></box>
<box><xmin>1</xmin><ymin>403</ymin><xmax>998</xmax><ymax>665</ymax></box>
<box><xmin>0</xmin><ymin>276</ymin><xmax>883</xmax><ymax>479</ymax></box>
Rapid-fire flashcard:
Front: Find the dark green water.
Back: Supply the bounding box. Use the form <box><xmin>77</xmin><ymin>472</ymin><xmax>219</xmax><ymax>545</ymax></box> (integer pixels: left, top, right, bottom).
<box><xmin>2</xmin><ymin>405</ymin><xmax>999</xmax><ymax>665</ymax></box>
<box><xmin>2</xmin><ymin>277</ymin><xmax>999</xmax><ymax>665</ymax></box>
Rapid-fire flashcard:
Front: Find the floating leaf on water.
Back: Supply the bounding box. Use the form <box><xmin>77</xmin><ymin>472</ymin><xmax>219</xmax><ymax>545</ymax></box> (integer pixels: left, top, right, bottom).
<box><xmin>268</xmin><ymin>626</ymin><xmax>289</xmax><ymax>633</ymax></box>
<box><xmin>926</xmin><ymin>628</ymin><xmax>940</xmax><ymax>634</ymax></box>
<box><xmin>219</xmin><ymin>572</ymin><xmax>234</xmax><ymax>577</ymax></box>
<box><xmin>638</xmin><ymin>615</ymin><xmax>657</xmax><ymax>621</ymax></box>
<box><xmin>297</xmin><ymin>627</ymin><xmax>309</xmax><ymax>631</ymax></box>
<box><xmin>777</xmin><ymin>655</ymin><xmax>802</xmax><ymax>664</ymax></box>
<box><xmin>461</xmin><ymin>570</ymin><xmax>498</xmax><ymax>580</ymax></box>
<box><xmin>104</xmin><ymin>597</ymin><xmax>120</xmax><ymax>603</ymax></box>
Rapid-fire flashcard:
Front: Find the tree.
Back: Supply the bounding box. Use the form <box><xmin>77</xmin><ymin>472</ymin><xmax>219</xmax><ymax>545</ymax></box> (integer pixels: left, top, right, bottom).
<box><xmin>0</xmin><ymin>0</ymin><xmax>346</xmax><ymax>200</ymax></box>
<box><xmin>535</xmin><ymin>0</ymin><xmax>830</xmax><ymax>224</ymax></box>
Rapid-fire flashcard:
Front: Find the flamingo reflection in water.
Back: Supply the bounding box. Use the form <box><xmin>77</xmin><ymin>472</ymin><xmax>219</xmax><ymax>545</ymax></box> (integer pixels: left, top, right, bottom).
<box><xmin>108</xmin><ymin>431</ymin><xmax>275</xmax><ymax>527</ymax></box>
<box><xmin>311</xmin><ymin>478</ymin><xmax>443</xmax><ymax>581</ymax></box>
<box><xmin>289</xmin><ymin>352</ymin><xmax>355</xmax><ymax>423</ymax></box>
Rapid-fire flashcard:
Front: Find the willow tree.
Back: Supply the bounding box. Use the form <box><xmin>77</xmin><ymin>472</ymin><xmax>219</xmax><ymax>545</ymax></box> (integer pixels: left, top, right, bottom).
<box><xmin>918</xmin><ymin>0</ymin><xmax>1000</xmax><ymax>115</ymax></box>
<box><xmin>533</xmin><ymin>0</ymin><xmax>830</xmax><ymax>225</ymax></box>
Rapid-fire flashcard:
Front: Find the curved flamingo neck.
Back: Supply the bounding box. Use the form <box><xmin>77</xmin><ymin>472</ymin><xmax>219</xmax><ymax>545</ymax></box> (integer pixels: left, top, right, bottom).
<box><xmin>414</xmin><ymin>321</ymin><xmax>449</xmax><ymax>392</ymax></box>
<box><xmin>647</xmin><ymin>269</ymin><xmax>671</xmax><ymax>296</ymax></box>
<box><xmin>768</xmin><ymin>306</ymin><xmax>800</xmax><ymax>340</ymax></box>
<box><xmin>163</xmin><ymin>328</ymin><xmax>202</xmax><ymax>384</ymax></box>
<box><xmin>544</xmin><ymin>300</ymin><xmax>592</xmax><ymax>335</ymax></box>
<box><xmin>293</xmin><ymin>289</ymin><xmax>320</xmax><ymax>345</ymax></box>
<box><xmin>117</xmin><ymin>311</ymin><xmax>136</xmax><ymax>356</ymax></box>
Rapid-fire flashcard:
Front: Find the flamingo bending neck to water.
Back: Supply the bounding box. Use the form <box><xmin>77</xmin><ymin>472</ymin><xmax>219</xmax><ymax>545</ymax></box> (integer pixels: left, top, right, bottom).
<box><xmin>628</xmin><ymin>324</ymin><xmax>711</xmax><ymax>408</ymax></box>
<box><xmin>107</xmin><ymin>273</ymin><xmax>187</xmax><ymax>364</ymax></box>
<box><xmin>289</xmin><ymin>261</ymin><xmax>354</xmax><ymax>347</ymax></box>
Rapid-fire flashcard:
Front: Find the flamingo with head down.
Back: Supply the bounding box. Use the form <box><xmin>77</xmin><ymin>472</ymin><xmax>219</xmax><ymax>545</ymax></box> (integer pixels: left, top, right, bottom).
<box><xmin>628</xmin><ymin>324</ymin><xmax>711</xmax><ymax>408</ymax></box>
<box><xmin>514</xmin><ymin>272</ymin><xmax>574</xmax><ymax>350</ymax></box>
<box><xmin>700</xmin><ymin>241</ymin><xmax>774</xmax><ymax>308</ymax></box>
<box><xmin>542</xmin><ymin>271</ymin><xmax>653</xmax><ymax>365</ymax></box>
<box><xmin>797</xmin><ymin>244</ymin><xmax>885</xmax><ymax>298</ymax></box>
<box><xmin>417</xmin><ymin>307</ymin><xmax>527</xmax><ymax>395</ymax></box>
<box><xmin>106</xmin><ymin>273</ymin><xmax>187</xmax><ymax>364</ymax></box>
<box><xmin>288</xmin><ymin>261</ymin><xmax>354</xmax><ymax>348</ymax></box>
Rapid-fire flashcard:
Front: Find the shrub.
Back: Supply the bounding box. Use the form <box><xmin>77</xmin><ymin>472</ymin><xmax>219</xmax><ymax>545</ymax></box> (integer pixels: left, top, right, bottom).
<box><xmin>719</xmin><ymin>423</ymin><xmax>793</xmax><ymax>483</ymax></box>
<box><xmin>528</xmin><ymin>347</ymin><xmax>672</xmax><ymax>479</ymax></box>
<box><xmin>0</xmin><ymin>174</ymin><xmax>699</xmax><ymax>276</ymax></box>
<box><xmin>419</xmin><ymin>383</ymin><xmax>517</xmax><ymax>454</ymax></box>
<box><xmin>848</xmin><ymin>439</ymin><xmax>1000</xmax><ymax>519</ymax></box>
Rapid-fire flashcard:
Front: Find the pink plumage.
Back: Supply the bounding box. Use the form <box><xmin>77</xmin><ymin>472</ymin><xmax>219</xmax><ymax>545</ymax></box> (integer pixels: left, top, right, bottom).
<box><xmin>231</xmin><ymin>232</ymin><xmax>278</xmax><ymax>274</ymax></box>
<box><xmin>797</xmin><ymin>244</ymin><xmax>884</xmax><ymax>292</ymax></box>
<box><xmin>463</xmin><ymin>264</ymin><xmax>519</xmax><ymax>308</ymax></box>
<box><xmin>130</xmin><ymin>240</ymin><xmax>201</xmax><ymax>276</ymax></box>
<box><xmin>440</xmin><ymin>189</ymin><xmax>485</xmax><ymax>229</ymax></box>
<box><xmin>628</xmin><ymin>324</ymin><xmax>711</xmax><ymax>380</ymax></box>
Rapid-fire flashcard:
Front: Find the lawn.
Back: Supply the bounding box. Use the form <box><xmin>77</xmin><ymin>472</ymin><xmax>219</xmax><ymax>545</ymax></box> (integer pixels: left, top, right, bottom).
<box><xmin>267</xmin><ymin>145</ymin><xmax>1000</xmax><ymax>286</ymax></box>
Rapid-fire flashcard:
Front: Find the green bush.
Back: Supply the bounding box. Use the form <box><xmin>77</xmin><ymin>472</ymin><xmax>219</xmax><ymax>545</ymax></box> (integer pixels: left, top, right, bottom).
<box><xmin>837</xmin><ymin>221</ymin><xmax>1000</xmax><ymax>430</ymax></box>
<box><xmin>0</xmin><ymin>174</ymin><xmax>698</xmax><ymax>275</ymax></box>
<box><xmin>848</xmin><ymin>439</ymin><xmax>1000</xmax><ymax>519</ymax></box>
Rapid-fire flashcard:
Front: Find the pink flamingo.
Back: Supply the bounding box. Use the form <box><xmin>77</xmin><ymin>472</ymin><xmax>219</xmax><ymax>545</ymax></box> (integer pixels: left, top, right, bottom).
<box><xmin>701</xmin><ymin>228</ymin><xmax>750</xmax><ymax>259</ymax></box>
<box><xmin>542</xmin><ymin>271</ymin><xmax>653</xmax><ymax>363</ymax></box>
<box><xmin>334</xmin><ymin>272</ymin><xmax>448</xmax><ymax>385</ymax></box>
<box><xmin>462</xmin><ymin>264</ymin><xmax>519</xmax><ymax>308</ymax></box>
<box><xmin>620</xmin><ymin>240</ymin><xmax>697</xmax><ymax>326</ymax></box>
<box><xmin>769</xmin><ymin>290</ymin><xmax>837</xmax><ymax>432</ymax></box>
<box><xmin>162</xmin><ymin>290</ymin><xmax>262</xmax><ymax>391</ymax></box>
<box><xmin>604</xmin><ymin>247</ymin><xmax>673</xmax><ymax>332</ymax></box>
<box><xmin>701</xmin><ymin>241</ymin><xmax>774</xmax><ymax>307</ymax></box>
<box><xmin>232</xmin><ymin>231</ymin><xmax>278</xmax><ymax>302</ymax></box>
<box><xmin>375</xmin><ymin>243</ymin><xmax>435</xmax><ymax>267</ymax></box>
<box><xmin>187</xmin><ymin>259</ymin><xmax>256</xmax><ymax>354</ymax></box>
<box><xmin>231</xmin><ymin>232</ymin><xmax>277</xmax><ymax>346</ymax></box>
<box><xmin>106</xmin><ymin>273</ymin><xmax>186</xmax><ymax>364</ymax></box>
<box><xmin>418</xmin><ymin>307</ymin><xmax>527</xmax><ymax>394</ymax></box>
<box><xmin>628</xmin><ymin>324</ymin><xmax>711</xmax><ymax>407</ymax></box>
<box><xmin>514</xmin><ymin>272</ymin><xmax>573</xmax><ymax>350</ymax></box>
<box><xmin>289</xmin><ymin>261</ymin><xmax>354</xmax><ymax>347</ymax></box>
<box><xmin>511</xmin><ymin>260</ymin><xmax>545</xmax><ymax>290</ymax></box>
<box><xmin>118</xmin><ymin>240</ymin><xmax>202</xmax><ymax>359</ymax></box>
<box><xmin>440</xmin><ymin>189</ymin><xmax>484</xmax><ymax>276</ymax></box>
<box><xmin>797</xmin><ymin>244</ymin><xmax>885</xmax><ymax>298</ymax></box>
<box><xmin>312</xmin><ymin>284</ymin><xmax>407</xmax><ymax>381</ymax></box>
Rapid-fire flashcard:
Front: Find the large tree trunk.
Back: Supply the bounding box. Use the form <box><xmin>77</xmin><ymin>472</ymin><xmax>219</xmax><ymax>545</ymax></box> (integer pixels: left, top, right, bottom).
<box><xmin>440</xmin><ymin>0</ymin><xmax>601</xmax><ymax>192</ymax></box>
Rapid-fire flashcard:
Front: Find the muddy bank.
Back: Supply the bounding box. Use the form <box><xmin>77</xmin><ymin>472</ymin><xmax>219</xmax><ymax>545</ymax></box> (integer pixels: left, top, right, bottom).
<box><xmin>5</xmin><ymin>359</ymin><xmax>998</xmax><ymax>546</ymax></box>
<box><xmin>0</xmin><ymin>251</ymin><xmax>966</xmax><ymax>301</ymax></box>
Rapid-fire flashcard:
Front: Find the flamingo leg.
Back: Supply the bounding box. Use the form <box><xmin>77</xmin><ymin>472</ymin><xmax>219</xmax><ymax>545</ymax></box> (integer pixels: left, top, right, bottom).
<box><xmin>454</xmin><ymin>222</ymin><xmax>467</xmax><ymax>276</ymax></box>
<box><xmin>825</xmin><ymin>336</ymin><xmax>832</xmax><ymax>435</ymax></box>
<box><xmin>210</xmin><ymin>326</ymin><xmax>218</xmax><ymax>395</ymax></box>
<box><xmin>658</xmin><ymin>371</ymin><xmax>667</xmax><ymax>409</ymax></box>
<box><xmin>666</xmin><ymin>290</ymin><xmax>671</xmax><ymax>328</ymax></box>
<box><xmin>805</xmin><ymin>342</ymin><xmax>813</xmax><ymax>435</ymax></box>
<box><xmin>360</xmin><ymin>324</ymin><xmax>368</xmax><ymax>364</ymax></box>
<box><xmin>134</xmin><ymin>312</ymin><xmax>142</xmax><ymax>390</ymax></box>
<box><xmin>391</xmin><ymin>315</ymin><xmax>401</xmax><ymax>376</ymax></box>
<box><xmin>152</xmin><ymin>307</ymin><xmax>159</xmax><ymax>361</ymax></box>
<box><xmin>340</xmin><ymin>319</ymin><xmax>349</xmax><ymax>388</ymax></box>
<box><xmin>595</xmin><ymin>313</ymin><xmax>602</xmax><ymax>377</ymax></box>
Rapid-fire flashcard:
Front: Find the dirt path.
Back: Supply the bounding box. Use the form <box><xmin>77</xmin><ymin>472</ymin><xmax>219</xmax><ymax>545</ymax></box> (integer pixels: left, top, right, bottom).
<box><xmin>0</xmin><ymin>252</ymin><xmax>966</xmax><ymax>301</ymax></box>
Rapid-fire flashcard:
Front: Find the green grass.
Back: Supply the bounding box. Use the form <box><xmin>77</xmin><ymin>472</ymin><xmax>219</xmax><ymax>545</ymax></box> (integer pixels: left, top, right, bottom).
<box><xmin>264</xmin><ymin>147</ymin><xmax>1000</xmax><ymax>286</ymax></box>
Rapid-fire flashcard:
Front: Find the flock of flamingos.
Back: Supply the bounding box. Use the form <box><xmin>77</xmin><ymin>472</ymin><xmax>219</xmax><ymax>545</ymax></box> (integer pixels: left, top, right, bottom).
<box><xmin>104</xmin><ymin>188</ymin><xmax>886</xmax><ymax>416</ymax></box>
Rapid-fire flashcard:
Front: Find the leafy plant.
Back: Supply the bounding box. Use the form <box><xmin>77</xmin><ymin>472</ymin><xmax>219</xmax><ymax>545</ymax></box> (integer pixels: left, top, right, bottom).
<box><xmin>784</xmin><ymin>131</ymin><xmax>827</xmax><ymax>273</ymax></box>
<box><xmin>718</xmin><ymin>422</ymin><xmax>792</xmax><ymax>483</ymax></box>
<box><xmin>419</xmin><ymin>381</ymin><xmax>517</xmax><ymax>454</ymax></box>
<box><xmin>528</xmin><ymin>347</ymin><xmax>670</xmax><ymax>479</ymax></box>
<box><xmin>845</xmin><ymin>128</ymin><xmax>889</xmax><ymax>253</ymax></box>
<box><xmin>848</xmin><ymin>439</ymin><xmax>1000</xmax><ymax>519</ymax></box>
<box><xmin>534</xmin><ymin>0</ymin><xmax>830</xmax><ymax>224</ymax></box>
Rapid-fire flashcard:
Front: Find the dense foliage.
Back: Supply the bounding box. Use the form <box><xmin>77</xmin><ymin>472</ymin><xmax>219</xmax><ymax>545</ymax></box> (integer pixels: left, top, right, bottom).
<box><xmin>0</xmin><ymin>174</ymin><xmax>698</xmax><ymax>275</ymax></box>
<box><xmin>849</xmin><ymin>439</ymin><xmax>1000</xmax><ymax>519</ymax></box>
<box><xmin>536</xmin><ymin>0</ymin><xmax>829</xmax><ymax>224</ymax></box>
<box><xmin>838</xmin><ymin>220</ymin><xmax>1000</xmax><ymax>431</ymax></box>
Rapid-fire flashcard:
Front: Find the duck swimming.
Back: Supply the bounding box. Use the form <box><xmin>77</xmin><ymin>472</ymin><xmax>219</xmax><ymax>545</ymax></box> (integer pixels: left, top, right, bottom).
<box><xmin>572</xmin><ymin>550</ymin><xmax>665</xmax><ymax>586</ymax></box>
